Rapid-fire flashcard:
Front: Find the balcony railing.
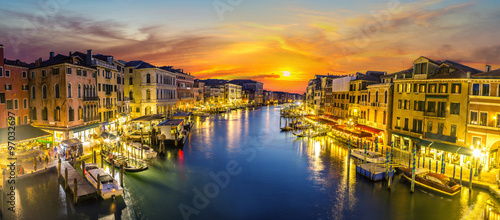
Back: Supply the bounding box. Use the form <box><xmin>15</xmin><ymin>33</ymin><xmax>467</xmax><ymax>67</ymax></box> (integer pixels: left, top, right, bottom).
<box><xmin>83</xmin><ymin>96</ymin><xmax>99</xmax><ymax>101</ymax></box>
<box><xmin>83</xmin><ymin>116</ymin><xmax>100</xmax><ymax>122</ymax></box>
<box><xmin>424</xmin><ymin>111</ymin><xmax>446</xmax><ymax>118</ymax></box>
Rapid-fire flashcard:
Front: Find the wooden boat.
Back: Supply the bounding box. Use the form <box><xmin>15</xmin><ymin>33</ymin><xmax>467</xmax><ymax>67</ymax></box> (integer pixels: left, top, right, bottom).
<box><xmin>83</xmin><ymin>163</ymin><xmax>123</xmax><ymax>199</ymax></box>
<box><xmin>293</xmin><ymin>130</ymin><xmax>326</xmax><ymax>138</ymax></box>
<box><xmin>356</xmin><ymin>163</ymin><xmax>395</xmax><ymax>181</ymax></box>
<box><xmin>131</xmin><ymin>142</ymin><xmax>157</xmax><ymax>159</ymax></box>
<box><xmin>350</xmin><ymin>149</ymin><xmax>386</xmax><ymax>163</ymax></box>
<box><xmin>103</xmin><ymin>152</ymin><xmax>148</xmax><ymax>173</ymax></box>
<box><xmin>280</xmin><ymin>126</ymin><xmax>293</xmax><ymax>132</ymax></box>
<box><xmin>400</xmin><ymin>167</ymin><xmax>461</xmax><ymax>196</ymax></box>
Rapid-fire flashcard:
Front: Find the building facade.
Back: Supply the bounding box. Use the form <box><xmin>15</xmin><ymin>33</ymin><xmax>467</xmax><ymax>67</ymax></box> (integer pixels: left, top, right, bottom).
<box><xmin>391</xmin><ymin>57</ymin><xmax>481</xmax><ymax>166</ymax></box>
<box><xmin>125</xmin><ymin>61</ymin><xmax>177</xmax><ymax>118</ymax></box>
<box><xmin>29</xmin><ymin>52</ymin><xmax>99</xmax><ymax>144</ymax></box>
<box><xmin>0</xmin><ymin>45</ymin><xmax>30</xmax><ymax>127</ymax></box>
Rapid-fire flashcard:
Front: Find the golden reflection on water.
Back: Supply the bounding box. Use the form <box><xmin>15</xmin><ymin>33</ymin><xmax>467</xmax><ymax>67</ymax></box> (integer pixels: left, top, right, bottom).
<box><xmin>299</xmin><ymin>136</ymin><xmax>498</xmax><ymax>220</ymax></box>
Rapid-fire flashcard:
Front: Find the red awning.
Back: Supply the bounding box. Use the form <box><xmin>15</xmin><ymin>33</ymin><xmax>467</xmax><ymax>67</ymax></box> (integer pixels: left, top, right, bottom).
<box><xmin>327</xmin><ymin>122</ymin><xmax>337</xmax><ymax>126</ymax></box>
<box><xmin>355</xmin><ymin>125</ymin><xmax>384</xmax><ymax>135</ymax></box>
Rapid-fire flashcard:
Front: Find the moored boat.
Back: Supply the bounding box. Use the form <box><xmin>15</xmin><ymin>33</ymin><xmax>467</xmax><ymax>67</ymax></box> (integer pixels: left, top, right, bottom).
<box><xmin>399</xmin><ymin>167</ymin><xmax>461</xmax><ymax>196</ymax></box>
<box><xmin>281</xmin><ymin>126</ymin><xmax>293</xmax><ymax>131</ymax></box>
<box><xmin>83</xmin><ymin>163</ymin><xmax>123</xmax><ymax>199</ymax></box>
<box><xmin>356</xmin><ymin>163</ymin><xmax>394</xmax><ymax>181</ymax></box>
<box><xmin>131</xmin><ymin>142</ymin><xmax>157</xmax><ymax>159</ymax></box>
<box><xmin>350</xmin><ymin>149</ymin><xmax>386</xmax><ymax>163</ymax></box>
<box><xmin>103</xmin><ymin>152</ymin><xmax>149</xmax><ymax>172</ymax></box>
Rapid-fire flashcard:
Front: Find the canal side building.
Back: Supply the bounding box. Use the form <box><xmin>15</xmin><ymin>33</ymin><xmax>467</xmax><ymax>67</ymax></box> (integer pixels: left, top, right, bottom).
<box><xmin>0</xmin><ymin>45</ymin><xmax>30</xmax><ymax>127</ymax></box>
<box><xmin>468</xmin><ymin>67</ymin><xmax>500</xmax><ymax>170</ymax></box>
<box><xmin>125</xmin><ymin>61</ymin><xmax>178</xmax><ymax>118</ymax></box>
<box><xmin>29</xmin><ymin>52</ymin><xmax>100</xmax><ymax>144</ymax></box>
<box><xmin>391</xmin><ymin>56</ymin><xmax>482</xmax><ymax>166</ymax></box>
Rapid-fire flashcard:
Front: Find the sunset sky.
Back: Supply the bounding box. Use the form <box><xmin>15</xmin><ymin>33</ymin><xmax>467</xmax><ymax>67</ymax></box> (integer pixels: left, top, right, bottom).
<box><xmin>1</xmin><ymin>0</ymin><xmax>500</xmax><ymax>93</ymax></box>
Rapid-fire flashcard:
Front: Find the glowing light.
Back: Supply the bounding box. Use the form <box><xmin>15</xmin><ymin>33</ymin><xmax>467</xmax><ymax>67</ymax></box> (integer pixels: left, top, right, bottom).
<box><xmin>282</xmin><ymin>71</ymin><xmax>291</xmax><ymax>77</ymax></box>
<box><xmin>473</xmin><ymin>149</ymin><xmax>481</xmax><ymax>158</ymax></box>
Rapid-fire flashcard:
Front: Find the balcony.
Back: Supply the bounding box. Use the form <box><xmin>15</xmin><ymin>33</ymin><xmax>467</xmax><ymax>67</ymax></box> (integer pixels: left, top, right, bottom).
<box><xmin>83</xmin><ymin>96</ymin><xmax>99</xmax><ymax>101</ymax></box>
<box><xmin>83</xmin><ymin>116</ymin><xmax>100</xmax><ymax>122</ymax></box>
<box><xmin>370</xmin><ymin>102</ymin><xmax>379</xmax><ymax>107</ymax></box>
<box><xmin>425</xmin><ymin>132</ymin><xmax>457</xmax><ymax>143</ymax></box>
<box><xmin>424</xmin><ymin>111</ymin><xmax>446</xmax><ymax>118</ymax></box>
<box><xmin>104</xmin><ymin>104</ymin><xmax>114</xmax><ymax>109</ymax></box>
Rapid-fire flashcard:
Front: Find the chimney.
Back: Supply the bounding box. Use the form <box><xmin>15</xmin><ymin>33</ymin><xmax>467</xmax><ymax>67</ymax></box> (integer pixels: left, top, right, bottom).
<box><xmin>467</xmin><ymin>71</ymin><xmax>471</xmax><ymax>78</ymax></box>
<box><xmin>50</xmin><ymin>52</ymin><xmax>54</xmax><ymax>60</ymax></box>
<box><xmin>86</xmin><ymin>49</ymin><xmax>93</xmax><ymax>66</ymax></box>
<box><xmin>107</xmin><ymin>56</ymin><xmax>113</xmax><ymax>65</ymax></box>
<box><xmin>69</xmin><ymin>51</ymin><xmax>72</xmax><ymax>56</ymax></box>
<box><xmin>486</xmin><ymin>65</ymin><xmax>491</xmax><ymax>72</ymax></box>
<box><xmin>0</xmin><ymin>44</ymin><xmax>4</xmax><ymax>66</ymax></box>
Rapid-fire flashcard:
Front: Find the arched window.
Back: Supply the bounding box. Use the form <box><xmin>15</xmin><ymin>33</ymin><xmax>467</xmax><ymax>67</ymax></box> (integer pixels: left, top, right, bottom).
<box><xmin>146</xmin><ymin>74</ymin><xmax>151</xmax><ymax>83</ymax></box>
<box><xmin>146</xmin><ymin>89</ymin><xmax>151</xmax><ymax>100</ymax></box>
<box><xmin>375</xmin><ymin>91</ymin><xmax>379</xmax><ymax>103</ymax></box>
<box><xmin>31</xmin><ymin>86</ymin><xmax>36</xmax><ymax>99</ymax></box>
<box><xmin>129</xmin><ymin>77</ymin><xmax>133</xmax><ymax>85</ymax></box>
<box><xmin>78</xmin><ymin>84</ymin><xmax>81</xmax><ymax>98</ymax></box>
<box><xmin>129</xmin><ymin>91</ymin><xmax>133</xmax><ymax>100</ymax></box>
<box><xmin>69</xmin><ymin>106</ymin><xmax>74</xmax><ymax>121</ymax></box>
<box><xmin>31</xmin><ymin>107</ymin><xmax>37</xmax><ymax>120</ymax></box>
<box><xmin>42</xmin><ymin>107</ymin><xmax>48</xmax><ymax>120</ymax></box>
<box><xmin>384</xmin><ymin>91</ymin><xmax>388</xmax><ymax>103</ymax></box>
<box><xmin>54</xmin><ymin>84</ymin><xmax>60</xmax><ymax>98</ymax></box>
<box><xmin>54</xmin><ymin>106</ymin><xmax>61</xmax><ymax>121</ymax></box>
<box><xmin>42</xmin><ymin>85</ymin><xmax>47</xmax><ymax>99</ymax></box>
<box><xmin>68</xmin><ymin>83</ymin><xmax>72</xmax><ymax>98</ymax></box>
<box><xmin>78</xmin><ymin>106</ymin><xmax>82</xmax><ymax>120</ymax></box>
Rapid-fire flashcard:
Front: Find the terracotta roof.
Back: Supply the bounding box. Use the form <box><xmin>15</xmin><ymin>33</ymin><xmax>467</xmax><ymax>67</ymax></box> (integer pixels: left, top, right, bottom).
<box><xmin>472</xmin><ymin>68</ymin><xmax>500</xmax><ymax>78</ymax></box>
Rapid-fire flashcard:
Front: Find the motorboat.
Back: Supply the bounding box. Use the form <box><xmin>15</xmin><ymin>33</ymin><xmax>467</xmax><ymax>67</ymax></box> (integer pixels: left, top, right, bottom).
<box><xmin>83</xmin><ymin>163</ymin><xmax>123</xmax><ymax>199</ymax></box>
<box><xmin>400</xmin><ymin>167</ymin><xmax>461</xmax><ymax>196</ymax></box>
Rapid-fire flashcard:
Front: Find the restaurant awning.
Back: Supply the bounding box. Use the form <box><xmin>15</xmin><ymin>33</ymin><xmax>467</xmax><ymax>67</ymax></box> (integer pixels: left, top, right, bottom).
<box><xmin>0</xmin><ymin>125</ymin><xmax>52</xmax><ymax>145</ymax></box>
<box><xmin>417</xmin><ymin>139</ymin><xmax>433</xmax><ymax>147</ymax></box>
<box><xmin>71</xmin><ymin>123</ymin><xmax>100</xmax><ymax>133</ymax></box>
<box><xmin>60</xmin><ymin>138</ymin><xmax>82</xmax><ymax>147</ymax></box>
<box><xmin>355</xmin><ymin>125</ymin><xmax>384</xmax><ymax>135</ymax></box>
<box><xmin>429</xmin><ymin>142</ymin><xmax>473</xmax><ymax>156</ymax></box>
<box><xmin>130</xmin><ymin>114</ymin><xmax>165</xmax><ymax>123</ymax></box>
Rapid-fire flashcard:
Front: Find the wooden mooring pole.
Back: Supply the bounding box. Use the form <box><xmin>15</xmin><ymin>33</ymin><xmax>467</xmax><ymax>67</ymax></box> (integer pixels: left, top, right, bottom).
<box><xmin>73</xmin><ymin>178</ymin><xmax>78</xmax><ymax>204</ymax></box>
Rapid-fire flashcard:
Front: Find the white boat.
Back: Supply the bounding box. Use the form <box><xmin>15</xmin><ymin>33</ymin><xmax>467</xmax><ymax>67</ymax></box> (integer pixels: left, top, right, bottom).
<box><xmin>84</xmin><ymin>163</ymin><xmax>123</xmax><ymax>200</ymax></box>
<box><xmin>351</xmin><ymin>149</ymin><xmax>386</xmax><ymax>163</ymax></box>
<box><xmin>131</xmin><ymin>142</ymin><xmax>158</xmax><ymax>159</ymax></box>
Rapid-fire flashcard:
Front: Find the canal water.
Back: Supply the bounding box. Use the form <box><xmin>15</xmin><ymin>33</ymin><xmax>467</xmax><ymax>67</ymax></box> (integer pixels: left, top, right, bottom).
<box><xmin>4</xmin><ymin>106</ymin><xmax>499</xmax><ymax>219</ymax></box>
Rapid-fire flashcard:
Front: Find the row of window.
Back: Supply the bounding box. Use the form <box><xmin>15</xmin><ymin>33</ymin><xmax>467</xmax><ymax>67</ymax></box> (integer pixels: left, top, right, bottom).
<box><xmin>0</xmin><ymin>67</ymin><xmax>26</xmax><ymax>78</ymax></box>
<box><xmin>0</xmin><ymin>97</ymin><xmax>28</xmax><ymax>110</ymax></box>
<box><xmin>396</xmin><ymin>100</ymin><xmax>460</xmax><ymax>115</ymax></box>
<box><xmin>31</xmin><ymin>83</ymin><xmax>96</xmax><ymax>99</ymax></box>
<box><xmin>471</xmin><ymin>83</ymin><xmax>500</xmax><ymax>96</ymax></box>
<box><xmin>31</xmin><ymin>106</ymin><xmax>87</xmax><ymax>122</ymax></box>
<box><xmin>31</xmin><ymin>67</ymin><xmax>95</xmax><ymax>79</ymax></box>
<box><xmin>395</xmin><ymin>117</ymin><xmax>457</xmax><ymax>137</ymax></box>
<box><xmin>396</xmin><ymin>83</ymin><xmax>461</xmax><ymax>94</ymax></box>
<box><xmin>470</xmin><ymin>111</ymin><xmax>500</xmax><ymax>127</ymax></box>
